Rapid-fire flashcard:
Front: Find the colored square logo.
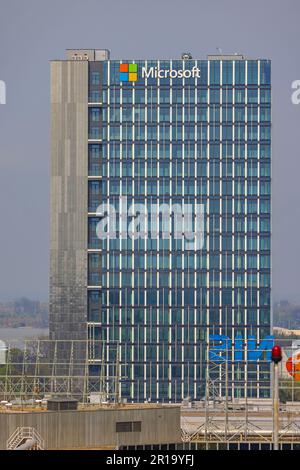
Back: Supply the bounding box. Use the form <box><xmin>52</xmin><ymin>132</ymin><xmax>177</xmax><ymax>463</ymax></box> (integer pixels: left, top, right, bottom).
<box><xmin>120</xmin><ymin>72</ymin><xmax>129</xmax><ymax>82</ymax></box>
<box><xmin>129</xmin><ymin>72</ymin><xmax>137</xmax><ymax>82</ymax></box>
<box><xmin>129</xmin><ymin>63</ymin><xmax>137</xmax><ymax>73</ymax></box>
<box><xmin>120</xmin><ymin>63</ymin><xmax>137</xmax><ymax>82</ymax></box>
<box><xmin>120</xmin><ymin>63</ymin><xmax>128</xmax><ymax>72</ymax></box>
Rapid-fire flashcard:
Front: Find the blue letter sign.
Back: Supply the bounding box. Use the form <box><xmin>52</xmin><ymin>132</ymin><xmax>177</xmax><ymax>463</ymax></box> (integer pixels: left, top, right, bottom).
<box><xmin>208</xmin><ymin>334</ymin><xmax>274</xmax><ymax>362</ymax></box>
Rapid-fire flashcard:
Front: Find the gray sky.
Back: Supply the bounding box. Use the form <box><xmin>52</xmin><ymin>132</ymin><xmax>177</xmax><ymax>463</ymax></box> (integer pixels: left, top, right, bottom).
<box><xmin>0</xmin><ymin>0</ymin><xmax>299</xmax><ymax>302</ymax></box>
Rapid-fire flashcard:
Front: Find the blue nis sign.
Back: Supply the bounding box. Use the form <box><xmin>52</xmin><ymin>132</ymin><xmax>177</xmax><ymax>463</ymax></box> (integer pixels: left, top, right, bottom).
<box><xmin>209</xmin><ymin>335</ymin><xmax>275</xmax><ymax>362</ymax></box>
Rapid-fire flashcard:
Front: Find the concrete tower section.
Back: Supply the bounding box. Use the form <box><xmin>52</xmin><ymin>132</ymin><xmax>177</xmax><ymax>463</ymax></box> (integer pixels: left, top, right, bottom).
<box><xmin>50</xmin><ymin>59</ymin><xmax>88</xmax><ymax>343</ymax></box>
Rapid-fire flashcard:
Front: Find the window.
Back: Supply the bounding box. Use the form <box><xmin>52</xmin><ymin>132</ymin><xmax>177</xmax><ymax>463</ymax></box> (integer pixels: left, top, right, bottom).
<box><xmin>235</xmin><ymin>61</ymin><xmax>245</xmax><ymax>85</ymax></box>
<box><xmin>135</xmin><ymin>89</ymin><xmax>145</xmax><ymax>104</ymax></box>
<box><xmin>90</xmin><ymin>71</ymin><xmax>100</xmax><ymax>85</ymax></box>
<box><xmin>260</xmin><ymin>89</ymin><xmax>271</xmax><ymax>104</ymax></box>
<box><xmin>160</xmin><ymin>88</ymin><xmax>170</xmax><ymax>104</ymax></box>
<box><xmin>115</xmin><ymin>421</ymin><xmax>142</xmax><ymax>433</ymax></box>
<box><xmin>89</xmin><ymin>90</ymin><xmax>101</xmax><ymax>102</ymax></box>
<box><xmin>248</xmin><ymin>61</ymin><xmax>258</xmax><ymax>85</ymax></box>
<box><xmin>90</xmin><ymin>108</ymin><xmax>101</xmax><ymax>122</ymax></box>
<box><xmin>260</xmin><ymin>60</ymin><xmax>271</xmax><ymax>85</ymax></box>
<box><xmin>210</xmin><ymin>62</ymin><xmax>220</xmax><ymax>84</ymax></box>
<box><xmin>89</xmin><ymin>127</ymin><xmax>101</xmax><ymax>139</ymax></box>
<box><xmin>222</xmin><ymin>61</ymin><xmax>233</xmax><ymax>85</ymax></box>
<box><xmin>235</xmin><ymin>88</ymin><xmax>245</xmax><ymax>104</ymax></box>
<box><xmin>248</xmin><ymin>89</ymin><xmax>258</xmax><ymax>104</ymax></box>
<box><xmin>210</xmin><ymin>89</ymin><xmax>220</xmax><ymax>104</ymax></box>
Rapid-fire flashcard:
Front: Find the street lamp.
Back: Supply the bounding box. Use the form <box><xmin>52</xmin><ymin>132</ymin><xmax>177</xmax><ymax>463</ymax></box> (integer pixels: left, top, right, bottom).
<box><xmin>271</xmin><ymin>345</ymin><xmax>282</xmax><ymax>451</ymax></box>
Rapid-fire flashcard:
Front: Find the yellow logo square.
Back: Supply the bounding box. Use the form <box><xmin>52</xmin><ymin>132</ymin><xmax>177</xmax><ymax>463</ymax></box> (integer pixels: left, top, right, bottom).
<box><xmin>129</xmin><ymin>72</ymin><xmax>137</xmax><ymax>82</ymax></box>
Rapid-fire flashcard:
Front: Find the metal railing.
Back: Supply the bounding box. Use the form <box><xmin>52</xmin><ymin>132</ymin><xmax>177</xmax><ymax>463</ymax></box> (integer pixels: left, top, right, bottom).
<box><xmin>6</xmin><ymin>427</ymin><xmax>44</xmax><ymax>450</ymax></box>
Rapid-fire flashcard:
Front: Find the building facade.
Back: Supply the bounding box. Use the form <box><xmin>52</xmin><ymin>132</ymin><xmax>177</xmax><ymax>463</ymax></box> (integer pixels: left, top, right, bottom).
<box><xmin>50</xmin><ymin>50</ymin><xmax>271</xmax><ymax>402</ymax></box>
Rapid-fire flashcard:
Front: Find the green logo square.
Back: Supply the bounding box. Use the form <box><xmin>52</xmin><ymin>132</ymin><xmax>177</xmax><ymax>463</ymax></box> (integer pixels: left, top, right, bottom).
<box><xmin>129</xmin><ymin>63</ymin><xmax>137</xmax><ymax>73</ymax></box>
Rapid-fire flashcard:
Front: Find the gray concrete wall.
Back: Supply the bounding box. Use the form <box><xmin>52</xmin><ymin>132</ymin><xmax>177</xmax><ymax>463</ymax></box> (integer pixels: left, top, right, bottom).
<box><xmin>50</xmin><ymin>60</ymin><xmax>88</xmax><ymax>343</ymax></box>
<box><xmin>0</xmin><ymin>406</ymin><xmax>181</xmax><ymax>449</ymax></box>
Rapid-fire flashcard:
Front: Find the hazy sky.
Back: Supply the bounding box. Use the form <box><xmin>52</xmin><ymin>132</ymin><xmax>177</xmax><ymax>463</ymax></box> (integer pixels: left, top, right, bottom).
<box><xmin>0</xmin><ymin>0</ymin><xmax>299</xmax><ymax>302</ymax></box>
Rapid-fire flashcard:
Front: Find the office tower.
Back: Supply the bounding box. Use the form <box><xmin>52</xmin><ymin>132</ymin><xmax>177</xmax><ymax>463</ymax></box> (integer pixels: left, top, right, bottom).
<box><xmin>50</xmin><ymin>50</ymin><xmax>271</xmax><ymax>401</ymax></box>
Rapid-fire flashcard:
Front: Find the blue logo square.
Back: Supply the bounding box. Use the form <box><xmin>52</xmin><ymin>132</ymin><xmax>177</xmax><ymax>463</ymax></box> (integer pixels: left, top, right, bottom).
<box><xmin>120</xmin><ymin>72</ymin><xmax>128</xmax><ymax>82</ymax></box>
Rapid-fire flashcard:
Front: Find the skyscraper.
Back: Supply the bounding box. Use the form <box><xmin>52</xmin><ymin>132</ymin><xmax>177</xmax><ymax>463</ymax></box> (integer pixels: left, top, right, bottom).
<box><xmin>50</xmin><ymin>50</ymin><xmax>271</xmax><ymax>402</ymax></box>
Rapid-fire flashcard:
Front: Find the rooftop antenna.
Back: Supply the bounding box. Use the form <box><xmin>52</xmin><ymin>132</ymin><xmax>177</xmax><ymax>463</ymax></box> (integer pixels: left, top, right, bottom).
<box><xmin>181</xmin><ymin>52</ymin><xmax>192</xmax><ymax>60</ymax></box>
<box><xmin>216</xmin><ymin>47</ymin><xmax>222</xmax><ymax>54</ymax></box>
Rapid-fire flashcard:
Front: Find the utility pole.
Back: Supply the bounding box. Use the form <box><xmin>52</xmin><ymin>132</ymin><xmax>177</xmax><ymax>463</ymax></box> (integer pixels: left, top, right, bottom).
<box><xmin>225</xmin><ymin>340</ymin><xmax>229</xmax><ymax>440</ymax></box>
<box><xmin>271</xmin><ymin>345</ymin><xmax>282</xmax><ymax>450</ymax></box>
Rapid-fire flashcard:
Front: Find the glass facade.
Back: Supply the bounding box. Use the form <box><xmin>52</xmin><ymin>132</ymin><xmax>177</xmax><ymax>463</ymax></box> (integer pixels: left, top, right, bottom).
<box><xmin>86</xmin><ymin>58</ymin><xmax>271</xmax><ymax>402</ymax></box>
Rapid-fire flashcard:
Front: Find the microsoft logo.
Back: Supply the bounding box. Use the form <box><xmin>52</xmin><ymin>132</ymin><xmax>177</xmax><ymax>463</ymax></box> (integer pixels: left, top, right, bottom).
<box><xmin>120</xmin><ymin>63</ymin><xmax>138</xmax><ymax>82</ymax></box>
